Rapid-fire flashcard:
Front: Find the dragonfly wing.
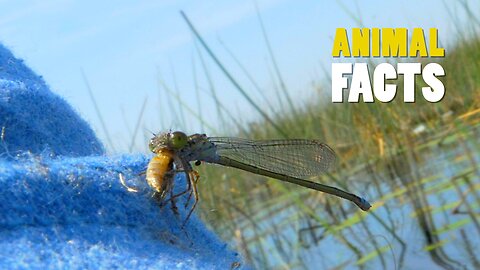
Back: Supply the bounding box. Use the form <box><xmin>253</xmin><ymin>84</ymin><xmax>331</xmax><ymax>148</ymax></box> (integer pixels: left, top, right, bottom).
<box><xmin>207</xmin><ymin>137</ymin><xmax>337</xmax><ymax>178</ymax></box>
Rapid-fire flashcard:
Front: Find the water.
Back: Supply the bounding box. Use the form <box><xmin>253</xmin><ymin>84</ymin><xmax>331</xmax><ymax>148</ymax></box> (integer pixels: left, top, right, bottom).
<box><xmin>231</xmin><ymin>128</ymin><xmax>480</xmax><ymax>269</ymax></box>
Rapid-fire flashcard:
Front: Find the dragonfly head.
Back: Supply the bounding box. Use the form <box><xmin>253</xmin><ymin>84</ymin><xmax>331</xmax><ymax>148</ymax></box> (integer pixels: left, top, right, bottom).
<box><xmin>149</xmin><ymin>131</ymin><xmax>188</xmax><ymax>153</ymax></box>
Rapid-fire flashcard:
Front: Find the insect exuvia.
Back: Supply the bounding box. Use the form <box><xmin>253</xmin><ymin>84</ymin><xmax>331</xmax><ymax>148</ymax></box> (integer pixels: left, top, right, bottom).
<box><xmin>140</xmin><ymin>131</ymin><xmax>372</xmax><ymax>225</ymax></box>
<box><xmin>145</xmin><ymin>148</ymin><xmax>175</xmax><ymax>201</ymax></box>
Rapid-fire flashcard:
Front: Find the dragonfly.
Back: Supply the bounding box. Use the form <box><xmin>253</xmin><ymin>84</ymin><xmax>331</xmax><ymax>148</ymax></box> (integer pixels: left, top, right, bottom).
<box><xmin>139</xmin><ymin>131</ymin><xmax>371</xmax><ymax>225</ymax></box>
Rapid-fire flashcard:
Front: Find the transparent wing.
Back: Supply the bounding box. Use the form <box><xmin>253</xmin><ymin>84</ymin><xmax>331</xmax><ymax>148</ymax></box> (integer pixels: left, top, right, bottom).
<box><xmin>207</xmin><ymin>137</ymin><xmax>337</xmax><ymax>178</ymax></box>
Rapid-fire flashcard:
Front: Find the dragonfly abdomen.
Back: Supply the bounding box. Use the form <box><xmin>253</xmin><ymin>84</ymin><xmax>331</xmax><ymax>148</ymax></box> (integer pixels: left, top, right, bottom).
<box><xmin>216</xmin><ymin>156</ymin><xmax>371</xmax><ymax>211</ymax></box>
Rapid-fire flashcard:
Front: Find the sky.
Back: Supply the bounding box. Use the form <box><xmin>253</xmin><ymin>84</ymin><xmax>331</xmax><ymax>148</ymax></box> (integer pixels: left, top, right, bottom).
<box><xmin>0</xmin><ymin>0</ymin><xmax>478</xmax><ymax>153</ymax></box>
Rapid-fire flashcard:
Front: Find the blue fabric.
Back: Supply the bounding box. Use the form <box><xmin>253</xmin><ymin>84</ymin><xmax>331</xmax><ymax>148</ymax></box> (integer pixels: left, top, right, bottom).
<box><xmin>0</xmin><ymin>44</ymin><xmax>104</xmax><ymax>158</ymax></box>
<box><xmin>0</xmin><ymin>44</ymin><xmax>242</xmax><ymax>269</ymax></box>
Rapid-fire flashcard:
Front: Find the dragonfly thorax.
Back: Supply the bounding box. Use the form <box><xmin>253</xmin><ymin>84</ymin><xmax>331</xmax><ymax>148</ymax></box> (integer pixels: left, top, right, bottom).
<box><xmin>176</xmin><ymin>133</ymin><xmax>220</xmax><ymax>163</ymax></box>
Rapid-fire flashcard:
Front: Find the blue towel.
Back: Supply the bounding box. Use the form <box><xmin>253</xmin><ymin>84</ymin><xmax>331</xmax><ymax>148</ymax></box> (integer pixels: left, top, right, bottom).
<box><xmin>0</xmin><ymin>43</ymin><xmax>242</xmax><ymax>269</ymax></box>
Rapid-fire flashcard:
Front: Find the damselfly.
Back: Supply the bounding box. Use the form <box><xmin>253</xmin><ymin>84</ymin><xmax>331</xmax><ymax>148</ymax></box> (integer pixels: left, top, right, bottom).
<box><xmin>143</xmin><ymin>131</ymin><xmax>371</xmax><ymax>224</ymax></box>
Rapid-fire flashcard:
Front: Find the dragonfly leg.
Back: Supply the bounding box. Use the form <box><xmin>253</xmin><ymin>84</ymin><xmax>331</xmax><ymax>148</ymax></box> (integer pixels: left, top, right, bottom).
<box><xmin>184</xmin><ymin>170</ymin><xmax>200</xmax><ymax>208</ymax></box>
<box><xmin>182</xmin><ymin>170</ymin><xmax>200</xmax><ymax>228</ymax></box>
<box><xmin>184</xmin><ymin>182</ymin><xmax>194</xmax><ymax>208</ymax></box>
<box><xmin>157</xmin><ymin>168</ymin><xmax>192</xmax><ymax>206</ymax></box>
<box><xmin>162</xmin><ymin>168</ymin><xmax>195</xmax><ymax>207</ymax></box>
<box><xmin>184</xmin><ymin>173</ymin><xmax>194</xmax><ymax>208</ymax></box>
<box><xmin>153</xmin><ymin>190</ymin><xmax>179</xmax><ymax>216</ymax></box>
<box><xmin>169</xmin><ymin>189</ymin><xmax>179</xmax><ymax>216</ymax></box>
<box><xmin>163</xmin><ymin>183</ymin><xmax>191</xmax><ymax>205</ymax></box>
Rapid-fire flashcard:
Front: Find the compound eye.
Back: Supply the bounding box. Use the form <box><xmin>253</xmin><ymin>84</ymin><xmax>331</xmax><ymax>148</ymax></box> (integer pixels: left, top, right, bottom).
<box><xmin>170</xmin><ymin>131</ymin><xmax>188</xmax><ymax>149</ymax></box>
